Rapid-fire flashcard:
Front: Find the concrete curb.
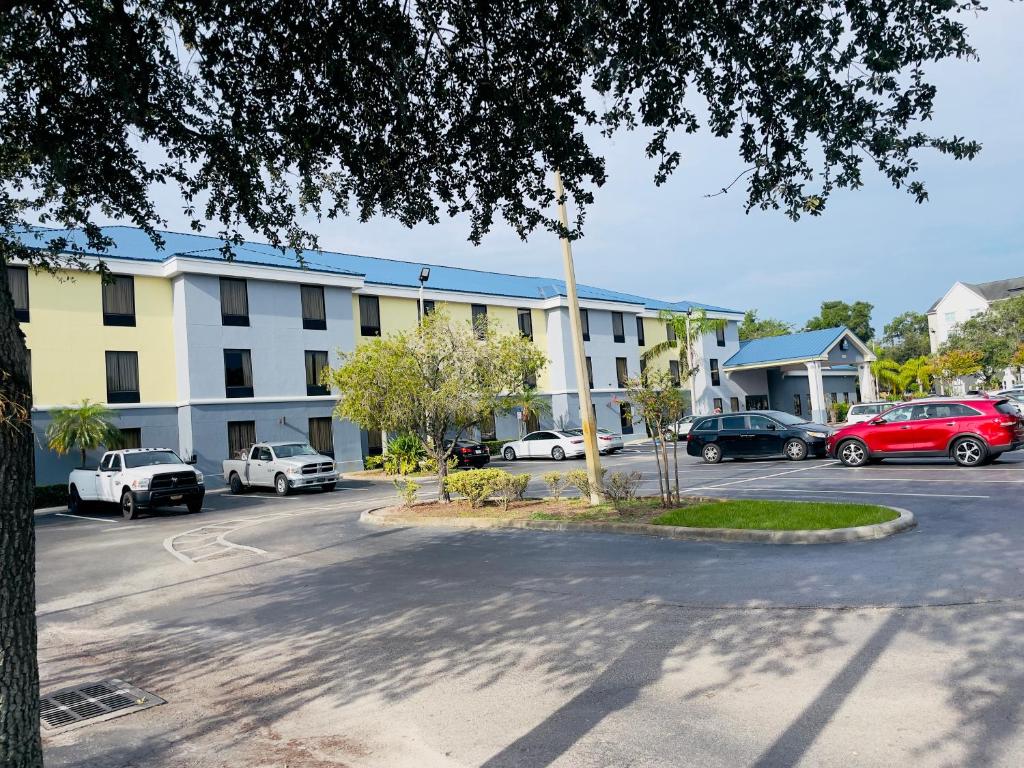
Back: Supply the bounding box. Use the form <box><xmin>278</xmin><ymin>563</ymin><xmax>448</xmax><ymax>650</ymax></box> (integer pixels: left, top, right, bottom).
<box><xmin>359</xmin><ymin>505</ymin><xmax>916</xmax><ymax>545</ymax></box>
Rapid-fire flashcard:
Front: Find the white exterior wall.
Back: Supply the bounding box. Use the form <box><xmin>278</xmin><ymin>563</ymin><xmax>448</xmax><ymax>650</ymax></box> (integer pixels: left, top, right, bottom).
<box><xmin>692</xmin><ymin>320</ymin><xmax>746</xmax><ymax>415</ymax></box>
<box><xmin>927</xmin><ymin>282</ymin><xmax>990</xmax><ymax>353</ymax></box>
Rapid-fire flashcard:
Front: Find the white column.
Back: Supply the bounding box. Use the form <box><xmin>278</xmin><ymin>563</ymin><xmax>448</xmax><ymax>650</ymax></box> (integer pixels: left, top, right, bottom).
<box><xmin>806</xmin><ymin>361</ymin><xmax>828</xmax><ymax>423</ymax></box>
<box><xmin>857</xmin><ymin>363</ymin><xmax>877</xmax><ymax>402</ymax></box>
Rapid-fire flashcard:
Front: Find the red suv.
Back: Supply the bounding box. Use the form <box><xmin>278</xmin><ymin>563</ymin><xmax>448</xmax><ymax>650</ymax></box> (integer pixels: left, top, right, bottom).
<box><xmin>827</xmin><ymin>398</ymin><xmax>1023</xmax><ymax>467</ymax></box>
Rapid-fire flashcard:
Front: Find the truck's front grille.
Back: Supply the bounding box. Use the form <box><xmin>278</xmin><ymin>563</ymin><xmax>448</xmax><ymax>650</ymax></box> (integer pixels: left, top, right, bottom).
<box><xmin>151</xmin><ymin>471</ymin><xmax>198</xmax><ymax>490</ymax></box>
<box><xmin>301</xmin><ymin>462</ymin><xmax>334</xmax><ymax>475</ymax></box>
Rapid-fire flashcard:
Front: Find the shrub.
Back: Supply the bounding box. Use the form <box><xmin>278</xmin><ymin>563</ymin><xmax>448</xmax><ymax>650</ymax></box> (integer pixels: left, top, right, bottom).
<box><xmin>419</xmin><ymin>456</ymin><xmax>457</xmax><ymax>474</ymax></box>
<box><xmin>34</xmin><ymin>484</ymin><xmax>68</xmax><ymax>509</ymax></box>
<box><xmin>604</xmin><ymin>472</ymin><xmax>643</xmax><ymax>503</ymax></box>
<box><xmin>565</xmin><ymin>468</ymin><xmax>606</xmax><ymax>498</ymax></box>
<box><xmin>444</xmin><ymin>468</ymin><xmax>508</xmax><ymax>507</ymax></box>
<box><xmin>482</xmin><ymin>440</ymin><xmax>505</xmax><ymax>456</ymax></box>
<box><xmin>364</xmin><ymin>454</ymin><xmax>385</xmax><ymax>470</ymax></box>
<box><xmin>833</xmin><ymin>402</ymin><xmax>851</xmax><ymax>422</ymax></box>
<box><xmin>542</xmin><ymin>471</ymin><xmax>570</xmax><ymax>500</ymax></box>
<box><xmin>384</xmin><ymin>433</ymin><xmax>426</xmax><ymax>475</ymax></box>
<box><xmin>392</xmin><ymin>478</ymin><xmax>418</xmax><ymax>507</ymax></box>
<box><xmin>493</xmin><ymin>473</ymin><xmax>531</xmax><ymax>512</ymax></box>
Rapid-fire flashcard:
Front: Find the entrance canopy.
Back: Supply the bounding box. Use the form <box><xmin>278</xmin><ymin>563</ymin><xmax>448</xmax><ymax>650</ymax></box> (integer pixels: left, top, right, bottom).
<box><xmin>723</xmin><ymin>327</ymin><xmax>876</xmax><ymax>422</ymax></box>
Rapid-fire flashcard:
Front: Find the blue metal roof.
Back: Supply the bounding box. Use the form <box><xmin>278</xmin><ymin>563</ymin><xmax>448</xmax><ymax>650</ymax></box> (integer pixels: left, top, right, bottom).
<box><xmin>724</xmin><ymin>327</ymin><xmax>849</xmax><ymax>368</ymax></box>
<box><xmin>15</xmin><ymin>226</ymin><xmax>741</xmax><ymax>314</ymax></box>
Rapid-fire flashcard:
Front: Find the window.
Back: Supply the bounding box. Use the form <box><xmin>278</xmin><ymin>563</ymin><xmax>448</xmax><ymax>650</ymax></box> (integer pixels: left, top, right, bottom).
<box><xmin>882</xmin><ymin>405</ymin><xmax>916</xmax><ymax>422</ymax></box>
<box><xmin>746</xmin><ymin>395</ymin><xmax>770</xmax><ymax>411</ymax></box>
<box><xmin>305</xmin><ymin>350</ymin><xmax>329</xmax><ymax>396</ymax></box>
<box><xmin>710</xmin><ymin>358</ymin><xmax>721</xmax><ymax>386</ymax></box>
<box><xmin>839</xmin><ymin>338</ymin><xmax>849</xmax><ymax>351</ymax></box>
<box><xmin>666</xmin><ymin>322</ymin><xmax>677</xmax><ymax>343</ymax></box>
<box><xmin>102</xmin><ymin>275</ymin><xmax>136</xmax><ymax>326</ymax></box>
<box><xmin>669</xmin><ymin>360</ymin><xmax>681</xmax><ymax>387</ymax></box>
<box><xmin>721</xmin><ymin>414</ymin><xmax>744</xmax><ymax>429</ymax></box>
<box><xmin>716</xmin><ymin>325</ymin><xmax>726</xmax><ymax>347</ymax></box>
<box><xmin>523</xmin><ymin>370</ymin><xmax>537</xmax><ymax>389</ymax></box>
<box><xmin>110</xmin><ymin>454</ymin><xmax>123</xmax><ymax>471</ymax></box>
<box><xmin>300</xmin><ymin>285</ymin><xmax>327</xmax><ymax>330</ymax></box>
<box><xmin>619</xmin><ymin>402</ymin><xmax>634</xmax><ymax>434</ymax></box>
<box><xmin>748</xmin><ymin>415</ymin><xmax>775</xmax><ymax>431</ymax></box>
<box><xmin>479</xmin><ymin>410</ymin><xmax>496</xmax><ymax>441</ymax></box>
<box><xmin>580</xmin><ymin>308</ymin><xmax>590</xmax><ymax>341</ymax></box>
<box><xmin>612</xmin><ymin>312</ymin><xmax>625</xmax><ymax>343</ymax></box>
<box><xmin>913</xmin><ymin>403</ymin><xmax>982</xmax><ymax>420</ymax></box>
<box><xmin>694</xmin><ymin>418</ymin><xmax>719</xmax><ymax>432</ymax></box>
<box><xmin>359</xmin><ymin>295</ymin><xmax>381</xmax><ymax>336</ymax></box>
<box><xmin>6</xmin><ymin>265</ymin><xmax>29</xmax><ymax>323</ymax></box>
<box><xmin>730</xmin><ymin>397</ymin><xmax>740</xmax><ymax>412</ymax></box>
<box><xmin>421</xmin><ymin>299</ymin><xmax>436</xmax><ymax>318</ymax></box>
<box><xmin>944</xmin><ymin>311</ymin><xmax>956</xmax><ymax>323</ymax></box>
<box><xmin>843</xmin><ymin>392</ymin><xmax>850</xmax><ymax>404</ymax></box>
<box><xmin>228</xmin><ymin>420</ymin><xmax>256</xmax><ymax>459</ymax></box>
<box><xmin>713</xmin><ymin>397</ymin><xmax>724</xmax><ymax>412</ymax></box>
<box><xmin>119</xmin><ymin>428</ymin><xmax>142</xmax><ymax>449</ymax></box>
<box><xmin>586</xmin><ymin>356</ymin><xmax>594</xmax><ymax>389</ymax></box>
<box><xmin>308</xmin><ymin>417</ymin><xmax>334</xmax><ymax>457</ymax></box>
<box><xmin>830</xmin><ymin>392</ymin><xmax>838</xmax><ymax>404</ymax></box>
<box><xmin>471</xmin><ymin>304</ymin><xmax>488</xmax><ymax>338</ymax></box>
<box><xmin>615</xmin><ymin>357</ymin><xmax>628</xmax><ymax>388</ymax></box>
<box><xmin>793</xmin><ymin>394</ymin><xmax>803</xmax><ymax>416</ymax></box>
<box><xmin>224</xmin><ymin>349</ymin><xmax>254</xmax><ymax>398</ymax></box>
<box><xmin>105</xmin><ymin>351</ymin><xmax>139</xmax><ymax>403</ymax></box>
<box><xmin>639</xmin><ymin>357</ymin><xmax>647</xmax><ymax>376</ymax></box>
<box><xmin>220</xmin><ymin>278</ymin><xmax>249</xmax><ymax>326</ymax></box>
<box><xmin>636</xmin><ymin>316</ymin><xmax>645</xmax><ymax>346</ymax></box>
<box><xmin>366</xmin><ymin>428</ymin><xmax>383</xmax><ymax>456</ymax></box>
<box><xmin>99</xmin><ymin>453</ymin><xmax>115</xmax><ymax>472</ymax></box>
<box><xmin>517</xmin><ymin>308</ymin><xmax>533</xmax><ymax>341</ymax></box>
<box><xmin>256</xmin><ymin>446</ymin><xmax>272</xmax><ymax>461</ymax></box>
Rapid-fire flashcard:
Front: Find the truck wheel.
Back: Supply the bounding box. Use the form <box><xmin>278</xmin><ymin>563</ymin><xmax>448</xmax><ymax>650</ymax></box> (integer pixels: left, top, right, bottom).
<box><xmin>68</xmin><ymin>486</ymin><xmax>82</xmax><ymax>514</ymax></box>
<box><xmin>121</xmin><ymin>490</ymin><xmax>139</xmax><ymax>520</ymax></box>
<box><xmin>321</xmin><ymin>482</ymin><xmax>336</xmax><ymax>492</ymax></box>
<box><xmin>275</xmin><ymin>473</ymin><xmax>291</xmax><ymax>496</ymax></box>
<box><xmin>186</xmin><ymin>496</ymin><xmax>204</xmax><ymax>514</ymax></box>
<box><xmin>229</xmin><ymin>472</ymin><xmax>245</xmax><ymax>494</ymax></box>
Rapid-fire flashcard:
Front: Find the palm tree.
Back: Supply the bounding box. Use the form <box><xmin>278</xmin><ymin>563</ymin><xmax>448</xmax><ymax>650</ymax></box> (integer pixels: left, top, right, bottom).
<box><xmin>501</xmin><ymin>387</ymin><xmax>552</xmax><ymax>437</ymax></box>
<box><xmin>870</xmin><ymin>355</ymin><xmax>902</xmax><ymax>398</ymax></box>
<box><xmin>641</xmin><ymin>308</ymin><xmax>726</xmax><ymax>415</ymax></box>
<box><xmin>45</xmin><ymin>399</ymin><xmax>123</xmax><ymax>467</ymax></box>
<box><xmin>898</xmin><ymin>356</ymin><xmax>934</xmax><ymax>396</ymax></box>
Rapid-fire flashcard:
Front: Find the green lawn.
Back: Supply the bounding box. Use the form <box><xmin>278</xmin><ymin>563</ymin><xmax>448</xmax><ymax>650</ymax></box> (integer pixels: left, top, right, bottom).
<box><xmin>651</xmin><ymin>499</ymin><xmax>898</xmax><ymax>531</ymax></box>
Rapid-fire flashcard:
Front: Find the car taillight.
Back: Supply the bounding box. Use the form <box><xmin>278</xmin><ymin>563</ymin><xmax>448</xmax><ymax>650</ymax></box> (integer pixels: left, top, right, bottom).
<box><xmin>571</xmin><ymin>439</ymin><xmax>584</xmax><ymax>444</ymax></box>
<box><xmin>685</xmin><ymin>433</ymin><xmax>694</xmax><ymax>441</ymax></box>
<box><xmin>997</xmin><ymin>419</ymin><xmax>1018</xmax><ymax>428</ymax></box>
<box><xmin>459</xmin><ymin>447</ymin><xmax>472</xmax><ymax>454</ymax></box>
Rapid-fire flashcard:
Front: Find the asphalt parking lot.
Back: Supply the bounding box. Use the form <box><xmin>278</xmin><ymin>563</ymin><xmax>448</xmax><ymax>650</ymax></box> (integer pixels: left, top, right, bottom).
<box><xmin>33</xmin><ymin>442</ymin><xmax>1024</xmax><ymax>767</ymax></box>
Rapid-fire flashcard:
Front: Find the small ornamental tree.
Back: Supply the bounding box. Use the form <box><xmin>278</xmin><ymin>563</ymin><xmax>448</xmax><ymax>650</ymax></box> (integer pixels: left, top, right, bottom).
<box><xmin>642</xmin><ymin>308</ymin><xmax>725</xmax><ymax>417</ymax></box>
<box><xmin>932</xmin><ymin>349</ymin><xmax>984</xmax><ymax>391</ymax></box>
<box><xmin>625</xmin><ymin>370</ymin><xmax>686</xmax><ymax>506</ymax></box>
<box><xmin>326</xmin><ymin>311</ymin><xmax>546</xmax><ymax>501</ymax></box>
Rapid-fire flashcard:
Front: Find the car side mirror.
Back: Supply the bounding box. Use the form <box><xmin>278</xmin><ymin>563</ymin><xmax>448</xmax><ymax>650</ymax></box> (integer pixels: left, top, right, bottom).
<box><xmin>766</xmin><ymin>423</ymin><xmax>777</xmax><ymax>430</ymax></box>
<box><xmin>186</xmin><ymin>455</ymin><xmax>197</xmax><ymax>465</ymax></box>
<box><xmin>870</xmin><ymin>417</ymin><xmax>886</xmax><ymax>425</ymax></box>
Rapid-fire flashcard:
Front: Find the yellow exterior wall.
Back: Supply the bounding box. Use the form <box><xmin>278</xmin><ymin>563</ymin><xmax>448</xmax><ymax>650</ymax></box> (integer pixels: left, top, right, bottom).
<box><xmin>22</xmin><ymin>269</ymin><xmax>177</xmax><ymax>405</ymax></box>
<box><xmin>641</xmin><ymin>316</ymin><xmax>675</xmax><ymax>373</ymax></box>
<box><xmin>531</xmin><ymin>309</ymin><xmax>551</xmax><ymax>390</ymax></box>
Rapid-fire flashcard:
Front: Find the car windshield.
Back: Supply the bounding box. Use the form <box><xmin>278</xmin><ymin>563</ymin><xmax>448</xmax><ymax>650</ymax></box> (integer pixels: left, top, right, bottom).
<box><xmin>770</xmin><ymin>411</ymin><xmax>810</xmax><ymax>426</ymax></box>
<box><xmin>123</xmin><ymin>450</ymin><xmax>184</xmax><ymax>468</ymax></box>
<box><xmin>273</xmin><ymin>443</ymin><xmax>318</xmax><ymax>458</ymax></box>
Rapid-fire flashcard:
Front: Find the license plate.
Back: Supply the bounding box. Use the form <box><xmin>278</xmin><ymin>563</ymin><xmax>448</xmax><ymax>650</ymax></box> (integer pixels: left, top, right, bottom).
<box><xmin>170</xmin><ymin>494</ymin><xmax>183</xmax><ymax>501</ymax></box>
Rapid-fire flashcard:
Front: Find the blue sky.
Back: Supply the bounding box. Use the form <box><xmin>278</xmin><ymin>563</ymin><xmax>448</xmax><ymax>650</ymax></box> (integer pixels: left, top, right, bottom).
<box><xmin>140</xmin><ymin>5</ymin><xmax>1022</xmax><ymax>334</ymax></box>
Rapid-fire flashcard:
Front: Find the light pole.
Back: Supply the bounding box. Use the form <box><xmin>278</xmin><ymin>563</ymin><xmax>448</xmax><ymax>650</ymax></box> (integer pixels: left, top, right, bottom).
<box><xmin>685</xmin><ymin>308</ymin><xmax>698</xmax><ymax>416</ymax></box>
<box><xmin>553</xmin><ymin>169</ymin><xmax>604</xmax><ymax>504</ymax></box>
<box><xmin>418</xmin><ymin>266</ymin><xmax>430</xmax><ymax>323</ymax></box>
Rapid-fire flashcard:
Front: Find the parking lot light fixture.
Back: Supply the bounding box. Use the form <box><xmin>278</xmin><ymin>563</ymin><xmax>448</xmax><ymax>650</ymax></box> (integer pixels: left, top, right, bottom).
<box><xmin>418</xmin><ymin>267</ymin><xmax>431</xmax><ymax>323</ymax></box>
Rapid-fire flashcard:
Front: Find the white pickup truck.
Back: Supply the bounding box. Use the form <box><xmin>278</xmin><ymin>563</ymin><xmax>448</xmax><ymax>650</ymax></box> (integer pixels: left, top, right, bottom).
<box><xmin>223</xmin><ymin>442</ymin><xmax>338</xmax><ymax>496</ymax></box>
<box><xmin>68</xmin><ymin>448</ymin><xmax>205</xmax><ymax>520</ymax></box>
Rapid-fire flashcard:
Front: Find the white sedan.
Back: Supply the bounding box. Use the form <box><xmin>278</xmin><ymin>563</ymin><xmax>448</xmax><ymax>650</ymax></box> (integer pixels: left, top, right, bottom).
<box><xmin>563</xmin><ymin>428</ymin><xmax>623</xmax><ymax>454</ymax></box>
<box><xmin>501</xmin><ymin>430</ymin><xmax>586</xmax><ymax>461</ymax></box>
<box><xmin>665</xmin><ymin>415</ymin><xmax>696</xmax><ymax>440</ymax></box>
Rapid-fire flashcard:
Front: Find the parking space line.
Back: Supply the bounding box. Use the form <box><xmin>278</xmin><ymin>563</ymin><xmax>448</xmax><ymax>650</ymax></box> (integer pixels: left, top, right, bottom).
<box><xmin>54</xmin><ymin>513</ymin><xmax>120</xmax><ymax>524</ymax></box>
<box><xmin>714</xmin><ymin>487</ymin><xmax>990</xmax><ymax>499</ymax></box>
<box><xmin>685</xmin><ymin>461</ymin><xmax>839</xmax><ymax>492</ymax></box>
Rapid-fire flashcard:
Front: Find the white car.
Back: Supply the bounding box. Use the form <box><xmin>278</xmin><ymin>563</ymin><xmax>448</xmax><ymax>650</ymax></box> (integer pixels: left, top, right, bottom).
<box><xmin>223</xmin><ymin>441</ymin><xmax>337</xmax><ymax>496</ymax></box>
<box><xmin>501</xmin><ymin>430</ymin><xmax>586</xmax><ymax>461</ymax></box>
<box><xmin>68</xmin><ymin>448</ymin><xmax>205</xmax><ymax>520</ymax></box>
<box><xmin>845</xmin><ymin>402</ymin><xmax>900</xmax><ymax>424</ymax></box>
<box><xmin>665</xmin><ymin>415</ymin><xmax>696</xmax><ymax>440</ymax></box>
<box><xmin>563</xmin><ymin>428</ymin><xmax>623</xmax><ymax>454</ymax></box>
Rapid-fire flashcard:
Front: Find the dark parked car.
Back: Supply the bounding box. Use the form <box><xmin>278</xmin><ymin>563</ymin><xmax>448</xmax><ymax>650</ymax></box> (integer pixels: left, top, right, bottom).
<box><xmin>827</xmin><ymin>397</ymin><xmax>1023</xmax><ymax>467</ymax></box>
<box><xmin>445</xmin><ymin>439</ymin><xmax>491</xmax><ymax>468</ymax></box>
<box><xmin>686</xmin><ymin>411</ymin><xmax>833</xmax><ymax>463</ymax></box>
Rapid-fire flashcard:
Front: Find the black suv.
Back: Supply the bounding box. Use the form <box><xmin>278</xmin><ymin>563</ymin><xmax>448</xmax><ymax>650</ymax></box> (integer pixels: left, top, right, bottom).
<box><xmin>685</xmin><ymin>410</ymin><xmax>833</xmax><ymax>463</ymax></box>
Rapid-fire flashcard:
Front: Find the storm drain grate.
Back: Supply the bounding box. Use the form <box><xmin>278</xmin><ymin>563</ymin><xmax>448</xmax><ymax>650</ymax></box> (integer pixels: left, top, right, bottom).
<box><xmin>39</xmin><ymin>679</ymin><xmax>165</xmax><ymax>732</ymax></box>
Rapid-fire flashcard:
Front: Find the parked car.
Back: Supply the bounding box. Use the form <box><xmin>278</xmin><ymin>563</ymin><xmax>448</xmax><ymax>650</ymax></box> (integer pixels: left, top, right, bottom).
<box><xmin>846</xmin><ymin>401</ymin><xmax>902</xmax><ymax>425</ymax></box>
<box><xmin>501</xmin><ymin>430</ymin><xmax>586</xmax><ymax>461</ymax></box>
<box><xmin>445</xmin><ymin>439</ymin><xmax>491</xmax><ymax>468</ymax></box>
<box><xmin>827</xmin><ymin>397</ymin><xmax>1024</xmax><ymax>467</ymax></box>
<box><xmin>563</xmin><ymin>428</ymin><xmax>624</xmax><ymax>454</ymax></box>
<box><xmin>68</xmin><ymin>448</ymin><xmax>205</xmax><ymax>520</ymax></box>
<box><xmin>665</xmin><ymin>415</ymin><xmax>696</xmax><ymax>440</ymax></box>
<box><xmin>686</xmin><ymin>411</ymin><xmax>833</xmax><ymax>464</ymax></box>
<box><xmin>223</xmin><ymin>442</ymin><xmax>337</xmax><ymax>495</ymax></box>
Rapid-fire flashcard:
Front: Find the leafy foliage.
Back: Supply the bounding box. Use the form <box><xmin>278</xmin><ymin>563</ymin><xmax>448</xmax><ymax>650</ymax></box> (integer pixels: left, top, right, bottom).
<box><xmin>932</xmin><ymin>349</ymin><xmax>984</xmax><ymax>386</ymax></box>
<box><xmin>942</xmin><ymin>296</ymin><xmax>1024</xmax><ymax>381</ymax></box>
<box><xmin>565</xmin><ymin>468</ymin><xmax>606</xmax><ymax>500</ymax></box>
<box><xmin>625</xmin><ymin>371</ymin><xmax>686</xmax><ymax>506</ymax></box>
<box><xmin>603</xmin><ymin>472</ymin><xmax>643</xmax><ymax>504</ymax></box>
<box><xmin>897</xmin><ymin>356</ymin><xmax>934</xmax><ymax>396</ymax></box>
<box><xmin>542</xmin><ymin>471</ymin><xmax>571</xmax><ymax>501</ymax></box>
<box><xmin>738</xmin><ymin>310</ymin><xmax>792</xmax><ymax>341</ymax></box>
<box><xmin>326</xmin><ymin>310</ymin><xmax>546</xmax><ymax>499</ymax></box>
<box><xmin>492</xmin><ymin>473</ymin><xmax>531</xmax><ymax>512</ymax></box>
<box><xmin>383</xmin><ymin>433</ymin><xmax>426</xmax><ymax>476</ymax></box>
<box><xmin>443</xmin><ymin>468</ymin><xmax>523</xmax><ymax>508</ymax></box>
<box><xmin>501</xmin><ymin>387</ymin><xmax>552</xmax><ymax>436</ymax></box>
<box><xmin>45</xmin><ymin>399</ymin><xmax>122</xmax><ymax>468</ymax></box>
<box><xmin>806</xmin><ymin>301</ymin><xmax>875</xmax><ymax>342</ymax></box>
<box><xmin>881</xmin><ymin>311</ymin><xmax>931</xmax><ymax>363</ymax></box>
<box><xmin>392</xmin><ymin>478</ymin><xmax>419</xmax><ymax>507</ymax></box>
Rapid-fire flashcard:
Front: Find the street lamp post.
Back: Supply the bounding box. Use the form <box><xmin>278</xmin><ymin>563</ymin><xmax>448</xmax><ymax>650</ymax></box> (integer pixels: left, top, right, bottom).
<box><xmin>553</xmin><ymin>169</ymin><xmax>604</xmax><ymax>504</ymax></box>
<box><xmin>418</xmin><ymin>266</ymin><xmax>431</xmax><ymax>323</ymax></box>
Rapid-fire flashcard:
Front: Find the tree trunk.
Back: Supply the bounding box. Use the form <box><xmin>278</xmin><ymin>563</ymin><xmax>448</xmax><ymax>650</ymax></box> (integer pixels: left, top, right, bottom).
<box><xmin>435</xmin><ymin>447</ymin><xmax>451</xmax><ymax>502</ymax></box>
<box><xmin>671</xmin><ymin>431</ymin><xmax>680</xmax><ymax>505</ymax></box>
<box><xmin>79</xmin><ymin>446</ymin><xmax>86</xmax><ymax>469</ymax></box>
<box><xmin>648</xmin><ymin>420</ymin><xmax>667</xmax><ymax>505</ymax></box>
<box><xmin>0</xmin><ymin>264</ymin><xmax>43</xmax><ymax>767</ymax></box>
<box><xmin>659</xmin><ymin>428</ymin><xmax>672</xmax><ymax>508</ymax></box>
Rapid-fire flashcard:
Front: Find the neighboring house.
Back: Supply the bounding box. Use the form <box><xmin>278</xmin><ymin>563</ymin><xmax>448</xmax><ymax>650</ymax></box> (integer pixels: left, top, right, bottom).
<box><xmin>10</xmin><ymin>226</ymin><xmax>875</xmax><ymax>485</ymax></box>
<box><xmin>926</xmin><ymin>276</ymin><xmax>1024</xmax><ymax>391</ymax></box>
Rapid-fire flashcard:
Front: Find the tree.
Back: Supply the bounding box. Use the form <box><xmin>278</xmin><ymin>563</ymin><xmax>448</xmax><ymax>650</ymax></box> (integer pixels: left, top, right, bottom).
<box><xmin>942</xmin><ymin>296</ymin><xmax>1024</xmax><ymax>382</ymax></box>
<box><xmin>881</xmin><ymin>311</ymin><xmax>931</xmax><ymax>364</ymax></box>
<box><xmin>501</xmin><ymin>388</ymin><xmax>553</xmax><ymax>437</ymax></box>
<box><xmin>643</xmin><ymin>309</ymin><xmax>725</xmax><ymax>416</ymax></box>
<box><xmin>0</xmin><ymin>2</ymin><xmax>989</xmax><ymax>762</ymax></box>
<box><xmin>738</xmin><ymin>310</ymin><xmax>792</xmax><ymax>341</ymax></box>
<box><xmin>325</xmin><ymin>311</ymin><xmax>545</xmax><ymax>501</ymax></box>
<box><xmin>870</xmin><ymin>355</ymin><xmax>903</xmax><ymax>398</ymax></box>
<box><xmin>806</xmin><ymin>301</ymin><xmax>875</xmax><ymax>342</ymax></box>
<box><xmin>932</xmin><ymin>349</ymin><xmax>984</xmax><ymax>391</ymax></box>
<box><xmin>45</xmin><ymin>400</ymin><xmax>123</xmax><ymax>468</ymax></box>
<box><xmin>896</xmin><ymin>356</ymin><xmax>934</xmax><ymax>396</ymax></box>
<box><xmin>625</xmin><ymin>371</ymin><xmax>686</xmax><ymax>506</ymax></box>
